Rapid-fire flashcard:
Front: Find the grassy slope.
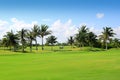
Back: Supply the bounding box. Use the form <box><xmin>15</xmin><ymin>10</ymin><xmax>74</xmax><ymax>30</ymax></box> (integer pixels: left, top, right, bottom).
<box><xmin>0</xmin><ymin>47</ymin><xmax>120</xmax><ymax>80</ymax></box>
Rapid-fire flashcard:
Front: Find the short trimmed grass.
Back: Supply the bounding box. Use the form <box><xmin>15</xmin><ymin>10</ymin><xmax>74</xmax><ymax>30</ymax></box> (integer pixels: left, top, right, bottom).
<box><xmin>0</xmin><ymin>47</ymin><xmax>120</xmax><ymax>80</ymax></box>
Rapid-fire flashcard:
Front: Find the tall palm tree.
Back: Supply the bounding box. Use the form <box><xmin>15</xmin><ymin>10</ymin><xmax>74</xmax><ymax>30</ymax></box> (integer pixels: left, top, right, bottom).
<box><xmin>38</xmin><ymin>24</ymin><xmax>52</xmax><ymax>50</ymax></box>
<box><xmin>101</xmin><ymin>27</ymin><xmax>115</xmax><ymax>50</ymax></box>
<box><xmin>68</xmin><ymin>36</ymin><xmax>74</xmax><ymax>48</ymax></box>
<box><xmin>18</xmin><ymin>29</ymin><xmax>27</xmax><ymax>52</ymax></box>
<box><xmin>75</xmin><ymin>26</ymin><xmax>88</xmax><ymax>47</ymax></box>
<box><xmin>32</xmin><ymin>25</ymin><xmax>39</xmax><ymax>50</ymax></box>
<box><xmin>4</xmin><ymin>30</ymin><xmax>19</xmax><ymax>51</ymax></box>
<box><xmin>46</xmin><ymin>35</ymin><xmax>57</xmax><ymax>50</ymax></box>
<box><xmin>27</xmin><ymin>30</ymin><xmax>35</xmax><ymax>52</ymax></box>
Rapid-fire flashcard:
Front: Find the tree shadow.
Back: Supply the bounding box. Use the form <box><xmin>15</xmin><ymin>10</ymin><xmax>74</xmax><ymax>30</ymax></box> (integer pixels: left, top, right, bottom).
<box><xmin>88</xmin><ymin>49</ymin><xmax>105</xmax><ymax>52</ymax></box>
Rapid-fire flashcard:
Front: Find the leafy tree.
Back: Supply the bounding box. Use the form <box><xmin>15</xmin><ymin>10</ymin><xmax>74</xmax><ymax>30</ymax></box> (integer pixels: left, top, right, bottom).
<box><xmin>18</xmin><ymin>29</ymin><xmax>27</xmax><ymax>52</ymax></box>
<box><xmin>75</xmin><ymin>26</ymin><xmax>88</xmax><ymax>47</ymax></box>
<box><xmin>38</xmin><ymin>24</ymin><xmax>52</xmax><ymax>50</ymax></box>
<box><xmin>32</xmin><ymin>25</ymin><xmax>39</xmax><ymax>50</ymax></box>
<box><xmin>87</xmin><ymin>32</ymin><xmax>97</xmax><ymax>48</ymax></box>
<box><xmin>101</xmin><ymin>27</ymin><xmax>115</xmax><ymax>50</ymax></box>
<box><xmin>68</xmin><ymin>36</ymin><xmax>74</xmax><ymax>48</ymax></box>
<box><xmin>46</xmin><ymin>35</ymin><xmax>57</xmax><ymax>50</ymax></box>
<box><xmin>4</xmin><ymin>30</ymin><xmax>19</xmax><ymax>51</ymax></box>
<box><xmin>1</xmin><ymin>38</ymin><xmax>9</xmax><ymax>49</ymax></box>
<box><xmin>27</xmin><ymin>30</ymin><xmax>35</xmax><ymax>52</ymax></box>
<box><xmin>113</xmin><ymin>38</ymin><xmax>120</xmax><ymax>48</ymax></box>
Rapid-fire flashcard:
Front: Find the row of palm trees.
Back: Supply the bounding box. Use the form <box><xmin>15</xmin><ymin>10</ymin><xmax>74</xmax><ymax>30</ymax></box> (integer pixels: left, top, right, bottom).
<box><xmin>0</xmin><ymin>24</ymin><xmax>52</xmax><ymax>52</ymax></box>
<box><xmin>68</xmin><ymin>26</ymin><xmax>120</xmax><ymax>50</ymax></box>
<box><xmin>0</xmin><ymin>24</ymin><xmax>120</xmax><ymax>52</ymax></box>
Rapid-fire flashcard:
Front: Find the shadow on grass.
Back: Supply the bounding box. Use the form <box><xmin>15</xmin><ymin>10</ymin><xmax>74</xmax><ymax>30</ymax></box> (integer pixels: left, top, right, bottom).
<box><xmin>52</xmin><ymin>49</ymin><xmax>75</xmax><ymax>53</ymax></box>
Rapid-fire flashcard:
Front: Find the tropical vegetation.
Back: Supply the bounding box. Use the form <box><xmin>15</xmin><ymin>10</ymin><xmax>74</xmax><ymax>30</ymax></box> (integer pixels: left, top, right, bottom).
<box><xmin>0</xmin><ymin>24</ymin><xmax>120</xmax><ymax>52</ymax></box>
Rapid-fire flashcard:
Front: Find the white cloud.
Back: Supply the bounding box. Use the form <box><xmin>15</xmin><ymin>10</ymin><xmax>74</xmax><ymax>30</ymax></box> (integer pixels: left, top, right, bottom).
<box><xmin>0</xmin><ymin>18</ymin><xmax>38</xmax><ymax>39</ymax></box>
<box><xmin>10</xmin><ymin>18</ymin><xmax>38</xmax><ymax>31</ymax></box>
<box><xmin>50</xmin><ymin>19</ymin><xmax>77</xmax><ymax>43</ymax></box>
<box><xmin>0</xmin><ymin>20</ymin><xmax>9</xmax><ymax>39</ymax></box>
<box><xmin>89</xmin><ymin>27</ymin><xmax>102</xmax><ymax>36</ymax></box>
<box><xmin>96</xmin><ymin>13</ymin><xmax>104</xmax><ymax>19</ymax></box>
<box><xmin>0</xmin><ymin>20</ymin><xmax>8</xmax><ymax>31</ymax></box>
<box><xmin>79</xmin><ymin>23</ymin><xmax>102</xmax><ymax>36</ymax></box>
<box><xmin>0</xmin><ymin>20</ymin><xmax>8</xmax><ymax>27</ymax></box>
<box><xmin>1</xmin><ymin>18</ymin><xmax>120</xmax><ymax>44</ymax></box>
<box><xmin>113</xmin><ymin>27</ymin><xmax>120</xmax><ymax>38</ymax></box>
<box><xmin>50</xmin><ymin>20</ymin><xmax>105</xmax><ymax>43</ymax></box>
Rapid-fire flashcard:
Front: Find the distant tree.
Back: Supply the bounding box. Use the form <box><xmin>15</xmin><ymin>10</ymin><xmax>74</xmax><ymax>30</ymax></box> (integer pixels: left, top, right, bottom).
<box><xmin>27</xmin><ymin>30</ymin><xmax>35</xmax><ymax>52</ymax></box>
<box><xmin>46</xmin><ymin>35</ymin><xmax>57</xmax><ymax>50</ymax></box>
<box><xmin>56</xmin><ymin>42</ymin><xmax>68</xmax><ymax>46</ymax></box>
<box><xmin>101</xmin><ymin>27</ymin><xmax>115</xmax><ymax>50</ymax></box>
<box><xmin>113</xmin><ymin>38</ymin><xmax>120</xmax><ymax>48</ymax></box>
<box><xmin>87</xmin><ymin>32</ymin><xmax>97</xmax><ymax>48</ymax></box>
<box><xmin>38</xmin><ymin>24</ymin><xmax>52</xmax><ymax>50</ymax></box>
<box><xmin>17</xmin><ymin>29</ymin><xmax>27</xmax><ymax>52</ymax></box>
<box><xmin>32</xmin><ymin>25</ymin><xmax>39</xmax><ymax>50</ymax></box>
<box><xmin>68</xmin><ymin>36</ymin><xmax>74</xmax><ymax>48</ymax></box>
<box><xmin>4</xmin><ymin>30</ymin><xmax>19</xmax><ymax>51</ymax></box>
<box><xmin>1</xmin><ymin>38</ymin><xmax>9</xmax><ymax>49</ymax></box>
<box><xmin>75</xmin><ymin>25</ymin><xmax>88</xmax><ymax>47</ymax></box>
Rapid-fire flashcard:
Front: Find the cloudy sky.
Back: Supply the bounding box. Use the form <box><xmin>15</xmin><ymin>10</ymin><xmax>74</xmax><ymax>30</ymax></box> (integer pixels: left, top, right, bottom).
<box><xmin>0</xmin><ymin>0</ymin><xmax>120</xmax><ymax>43</ymax></box>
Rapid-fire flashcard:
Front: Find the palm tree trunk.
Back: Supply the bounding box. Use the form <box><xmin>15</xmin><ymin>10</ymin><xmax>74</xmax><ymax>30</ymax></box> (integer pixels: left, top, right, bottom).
<box><xmin>30</xmin><ymin>46</ymin><xmax>32</xmax><ymax>52</ymax></box>
<box><xmin>30</xmin><ymin>40</ymin><xmax>32</xmax><ymax>52</ymax></box>
<box><xmin>106</xmin><ymin>40</ymin><xmax>108</xmax><ymax>50</ymax></box>
<box><xmin>71</xmin><ymin>43</ymin><xmax>72</xmax><ymax>48</ymax></box>
<box><xmin>22</xmin><ymin>45</ymin><xmax>24</xmax><ymax>52</ymax></box>
<box><xmin>13</xmin><ymin>46</ymin><xmax>16</xmax><ymax>52</ymax></box>
<box><xmin>35</xmin><ymin>39</ymin><xmax>38</xmax><ymax>50</ymax></box>
<box><xmin>10</xmin><ymin>45</ymin><xmax>12</xmax><ymax>50</ymax></box>
<box><xmin>22</xmin><ymin>42</ymin><xmax>24</xmax><ymax>52</ymax></box>
<box><xmin>10</xmin><ymin>45</ymin><xmax>12</xmax><ymax>51</ymax></box>
<box><xmin>42</xmin><ymin>37</ymin><xmax>44</xmax><ymax>50</ymax></box>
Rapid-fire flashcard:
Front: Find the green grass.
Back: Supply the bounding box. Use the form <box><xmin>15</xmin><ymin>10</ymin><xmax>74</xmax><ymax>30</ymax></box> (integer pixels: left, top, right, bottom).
<box><xmin>0</xmin><ymin>47</ymin><xmax>120</xmax><ymax>80</ymax></box>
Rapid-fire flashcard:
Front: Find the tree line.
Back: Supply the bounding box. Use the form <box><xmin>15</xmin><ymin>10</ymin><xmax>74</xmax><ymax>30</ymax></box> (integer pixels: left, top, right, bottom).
<box><xmin>0</xmin><ymin>24</ymin><xmax>56</xmax><ymax>52</ymax></box>
<box><xmin>68</xmin><ymin>26</ymin><xmax>120</xmax><ymax>50</ymax></box>
<box><xmin>0</xmin><ymin>24</ymin><xmax>120</xmax><ymax>52</ymax></box>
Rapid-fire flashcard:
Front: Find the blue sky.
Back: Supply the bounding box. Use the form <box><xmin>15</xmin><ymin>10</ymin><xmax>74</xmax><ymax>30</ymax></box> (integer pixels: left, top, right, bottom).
<box><xmin>0</xmin><ymin>0</ymin><xmax>120</xmax><ymax>42</ymax></box>
<box><xmin>0</xmin><ymin>0</ymin><xmax>120</xmax><ymax>24</ymax></box>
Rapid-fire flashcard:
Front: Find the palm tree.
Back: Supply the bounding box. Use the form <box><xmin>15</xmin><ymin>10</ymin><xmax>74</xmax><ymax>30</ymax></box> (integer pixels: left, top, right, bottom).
<box><xmin>38</xmin><ymin>24</ymin><xmax>52</xmax><ymax>50</ymax></box>
<box><xmin>27</xmin><ymin>30</ymin><xmax>35</xmax><ymax>52</ymax></box>
<box><xmin>101</xmin><ymin>27</ymin><xmax>115</xmax><ymax>50</ymax></box>
<box><xmin>32</xmin><ymin>25</ymin><xmax>39</xmax><ymax>50</ymax></box>
<box><xmin>87</xmin><ymin>32</ymin><xmax>97</xmax><ymax>48</ymax></box>
<box><xmin>18</xmin><ymin>29</ymin><xmax>27</xmax><ymax>52</ymax></box>
<box><xmin>75</xmin><ymin>26</ymin><xmax>88</xmax><ymax>47</ymax></box>
<box><xmin>4</xmin><ymin>30</ymin><xmax>19</xmax><ymax>51</ymax></box>
<box><xmin>46</xmin><ymin>35</ymin><xmax>57</xmax><ymax>50</ymax></box>
<box><xmin>68</xmin><ymin>36</ymin><xmax>74</xmax><ymax>48</ymax></box>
